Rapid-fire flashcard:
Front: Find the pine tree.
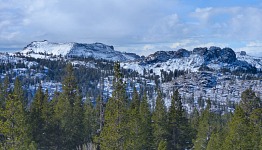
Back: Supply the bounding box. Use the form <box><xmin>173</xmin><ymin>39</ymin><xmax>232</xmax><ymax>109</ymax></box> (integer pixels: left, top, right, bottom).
<box><xmin>0</xmin><ymin>78</ymin><xmax>30</xmax><ymax>149</ymax></box>
<box><xmin>139</xmin><ymin>92</ymin><xmax>153</xmax><ymax>149</ymax></box>
<box><xmin>259</xmin><ymin>137</ymin><xmax>262</xmax><ymax>150</ymax></box>
<box><xmin>206</xmin><ymin>132</ymin><xmax>221</xmax><ymax>150</ymax></box>
<box><xmin>1</xmin><ymin>76</ymin><xmax>10</xmax><ymax>104</ymax></box>
<box><xmin>48</xmin><ymin>91</ymin><xmax>61</xmax><ymax>148</ymax></box>
<box><xmin>167</xmin><ymin>89</ymin><xmax>192</xmax><ymax>149</ymax></box>
<box><xmin>250</xmin><ymin>108</ymin><xmax>262</xmax><ymax>149</ymax></box>
<box><xmin>71</xmin><ymin>90</ymin><xmax>85</xmax><ymax>147</ymax></box>
<box><xmin>152</xmin><ymin>90</ymin><xmax>168</xmax><ymax>149</ymax></box>
<box><xmin>223</xmin><ymin>106</ymin><xmax>255</xmax><ymax>149</ymax></box>
<box><xmin>13</xmin><ymin>78</ymin><xmax>27</xmax><ymax>107</ymax></box>
<box><xmin>83</xmin><ymin>97</ymin><xmax>96</xmax><ymax>144</ymax></box>
<box><xmin>0</xmin><ymin>82</ymin><xmax>4</xmax><ymax>109</ymax></box>
<box><xmin>95</xmin><ymin>95</ymin><xmax>104</xmax><ymax>135</ymax></box>
<box><xmin>29</xmin><ymin>85</ymin><xmax>49</xmax><ymax>148</ymax></box>
<box><xmin>100</xmin><ymin>62</ymin><xmax>128</xmax><ymax>150</ymax></box>
<box><xmin>240</xmin><ymin>88</ymin><xmax>260</xmax><ymax>116</ymax></box>
<box><xmin>93</xmin><ymin>95</ymin><xmax>104</xmax><ymax>148</ymax></box>
<box><xmin>190</xmin><ymin>107</ymin><xmax>200</xmax><ymax>142</ymax></box>
<box><xmin>125</xmin><ymin>87</ymin><xmax>142</xmax><ymax>149</ymax></box>
<box><xmin>194</xmin><ymin>99</ymin><xmax>214</xmax><ymax>150</ymax></box>
<box><xmin>53</xmin><ymin>63</ymin><xmax>81</xmax><ymax>149</ymax></box>
<box><xmin>206</xmin><ymin>113</ymin><xmax>230</xmax><ymax>150</ymax></box>
<box><xmin>158</xmin><ymin>140</ymin><xmax>168</xmax><ymax>150</ymax></box>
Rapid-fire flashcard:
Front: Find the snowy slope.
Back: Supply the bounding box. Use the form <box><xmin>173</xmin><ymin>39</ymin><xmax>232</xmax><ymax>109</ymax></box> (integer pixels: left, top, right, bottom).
<box><xmin>122</xmin><ymin>47</ymin><xmax>257</xmax><ymax>75</ymax></box>
<box><xmin>22</xmin><ymin>40</ymin><xmax>74</xmax><ymax>56</ymax></box>
<box><xmin>21</xmin><ymin>40</ymin><xmax>140</xmax><ymax>62</ymax></box>
<box><xmin>236</xmin><ymin>52</ymin><xmax>262</xmax><ymax>70</ymax></box>
<box><xmin>122</xmin><ymin>54</ymin><xmax>204</xmax><ymax>75</ymax></box>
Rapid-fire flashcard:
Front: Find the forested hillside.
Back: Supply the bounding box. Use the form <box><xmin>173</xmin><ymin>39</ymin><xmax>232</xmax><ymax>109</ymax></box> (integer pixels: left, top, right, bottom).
<box><xmin>0</xmin><ymin>62</ymin><xmax>261</xmax><ymax>149</ymax></box>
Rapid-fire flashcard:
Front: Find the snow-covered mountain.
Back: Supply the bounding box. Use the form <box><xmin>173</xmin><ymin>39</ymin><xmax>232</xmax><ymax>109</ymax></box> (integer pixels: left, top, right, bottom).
<box><xmin>236</xmin><ymin>51</ymin><xmax>262</xmax><ymax>71</ymax></box>
<box><xmin>1</xmin><ymin>41</ymin><xmax>262</xmax><ymax>113</ymax></box>
<box><xmin>122</xmin><ymin>46</ymin><xmax>259</xmax><ymax>75</ymax></box>
<box><xmin>21</xmin><ymin>40</ymin><xmax>140</xmax><ymax>61</ymax></box>
<box><xmin>19</xmin><ymin>41</ymin><xmax>262</xmax><ymax>75</ymax></box>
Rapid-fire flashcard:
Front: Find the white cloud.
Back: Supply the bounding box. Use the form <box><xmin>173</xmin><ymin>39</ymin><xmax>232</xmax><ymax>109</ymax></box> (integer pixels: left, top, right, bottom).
<box><xmin>170</xmin><ymin>39</ymin><xmax>192</xmax><ymax>49</ymax></box>
<box><xmin>0</xmin><ymin>0</ymin><xmax>262</xmax><ymax>57</ymax></box>
<box><xmin>237</xmin><ymin>41</ymin><xmax>262</xmax><ymax>57</ymax></box>
<box><xmin>246</xmin><ymin>41</ymin><xmax>262</xmax><ymax>47</ymax></box>
<box><xmin>190</xmin><ymin>7</ymin><xmax>262</xmax><ymax>40</ymax></box>
<box><xmin>170</xmin><ymin>39</ymin><xmax>229</xmax><ymax>51</ymax></box>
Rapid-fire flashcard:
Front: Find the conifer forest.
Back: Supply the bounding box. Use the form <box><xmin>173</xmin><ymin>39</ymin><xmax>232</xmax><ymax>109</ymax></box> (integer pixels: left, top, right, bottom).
<box><xmin>0</xmin><ymin>62</ymin><xmax>261</xmax><ymax>150</ymax></box>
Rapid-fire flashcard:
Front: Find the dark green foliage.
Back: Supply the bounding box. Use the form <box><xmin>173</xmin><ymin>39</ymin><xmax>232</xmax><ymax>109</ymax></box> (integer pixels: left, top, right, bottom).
<box><xmin>190</xmin><ymin>108</ymin><xmax>200</xmax><ymax>141</ymax></box>
<box><xmin>139</xmin><ymin>92</ymin><xmax>153</xmax><ymax>149</ymax></box>
<box><xmin>223</xmin><ymin>106</ymin><xmax>255</xmax><ymax>149</ymax></box>
<box><xmin>240</xmin><ymin>88</ymin><xmax>261</xmax><ymax>115</ymax></box>
<box><xmin>0</xmin><ymin>78</ymin><xmax>30</xmax><ymax>149</ymax></box>
<box><xmin>152</xmin><ymin>90</ymin><xmax>168</xmax><ymax>149</ymax></box>
<box><xmin>221</xmin><ymin>88</ymin><xmax>262</xmax><ymax>150</ymax></box>
<box><xmin>53</xmin><ymin>63</ymin><xmax>86</xmax><ymax>149</ymax></box>
<box><xmin>99</xmin><ymin>62</ymin><xmax>128</xmax><ymax>150</ymax></box>
<box><xmin>194</xmin><ymin>99</ymin><xmax>216</xmax><ymax>150</ymax></box>
<box><xmin>83</xmin><ymin>97</ymin><xmax>96</xmax><ymax>143</ymax></box>
<box><xmin>125</xmin><ymin>87</ymin><xmax>140</xmax><ymax>149</ymax></box>
<box><xmin>29</xmin><ymin>85</ymin><xmax>50</xmax><ymax>148</ymax></box>
<box><xmin>167</xmin><ymin>89</ymin><xmax>193</xmax><ymax>149</ymax></box>
<box><xmin>0</xmin><ymin>58</ymin><xmax>261</xmax><ymax>150</ymax></box>
<box><xmin>158</xmin><ymin>140</ymin><xmax>168</xmax><ymax>150</ymax></box>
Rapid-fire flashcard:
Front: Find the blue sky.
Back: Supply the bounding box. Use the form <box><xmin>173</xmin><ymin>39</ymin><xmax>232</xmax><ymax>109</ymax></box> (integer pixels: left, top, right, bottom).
<box><xmin>1</xmin><ymin>0</ymin><xmax>262</xmax><ymax>56</ymax></box>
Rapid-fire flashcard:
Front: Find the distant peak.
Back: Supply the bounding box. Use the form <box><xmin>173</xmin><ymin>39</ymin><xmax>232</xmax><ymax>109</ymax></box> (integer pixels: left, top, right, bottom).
<box><xmin>240</xmin><ymin>51</ymin><xmax>247</xmax><ymax>56</ymax></box>
<box><xmin>21</xmin><ymin>40</ymin><xmax>139</xmax><ymax>62</ymax></box>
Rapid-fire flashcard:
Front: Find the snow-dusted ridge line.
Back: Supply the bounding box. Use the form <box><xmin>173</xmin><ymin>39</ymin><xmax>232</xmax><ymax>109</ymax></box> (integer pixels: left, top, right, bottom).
<box><xmin>236</xmin><ymin>52</ymin><xmax>262</xmax><ymax>70</ymax></box>
<box><xmin>21</xmin><ymin>40</ymin><xmax>140</xmax><ymax>62</ymax></box>
<box><xmin>122</xmin><ymin>47</ymin><xmax>262</xmax><ymax>75</ymax></box>
<box><xmin>19</xmin><ymin>41</ymin><xmax>262</xmax><ymax>74</ymax></box>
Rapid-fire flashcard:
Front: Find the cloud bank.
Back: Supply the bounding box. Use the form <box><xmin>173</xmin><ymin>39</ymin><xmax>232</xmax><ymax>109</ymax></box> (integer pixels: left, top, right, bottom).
<box><xmin>0</xmin><ymin>0</ymin><xmax>262</xmax><ymax>56</ymax></box>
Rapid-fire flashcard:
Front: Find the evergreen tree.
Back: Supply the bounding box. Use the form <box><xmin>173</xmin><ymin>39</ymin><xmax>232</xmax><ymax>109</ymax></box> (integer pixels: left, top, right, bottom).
<box><xmin>240</xmin><ymin>88</ymin><xmax>260</xmax><ymax>116</ymax></box>
<box><xmin>194</xmin><ymin>99</ymin><xmax>214</xmax><ymax>150</ymax></box>
<box><xmin>223</xmin><ymin>106</ymin><xmax>255</xmax><ymax>149</ymax></box>
<box><xmin>13</xmin><ymin>78</ymin><xmax>27</xmax><ymax>108</ymax></box>
<box><xmin>206</xmin><ymin>132</ymin><xmax>221</xmax><ymax>150</ymax></box>
<box><xmin>250</xmin><ymin>107</ymin><xmax>262</xmax><ymax>149</ymax></box>
<box><xmin>29</xmin><ymin>85</ymin><xmax>49</xmax><ymax>148</ymax></box>
<box><xmin>125</xmin><ymin>87</ymin><xmax>142</xmax><ymax>149</ymax></box>
<box><xmin>2</xmin><ymin>76</ymin><xmax>10</xmax><ymax>103</ymax></box>
<box><xmin>48</xmin><ymin>91</ymin><xmax>61</xmax><ymax>148</ymax></box>
<box><xmin>53</xmin><ymin>63</ymin><xmax>81</xmax><ymax>149</ymax></box>
<box><xmin>152</xmin><ymin>90</ymin><xmax>168</xmax><ymax>149</ymax></box>
<box><xmin>95</xmin><ymin>95</ymin><xmax>104</xmax><ymax>135</ymax></box>
<box><xmin>100</xmin><ymin>62</ymin><xmax>128</xmax><ymax>150</ymax></box>
<box><xmin>139</xmin><ymin>92</ymin><xmax>153</xmax><ymax>149</ymax></box>
<box><xmin>0</xmin><ymin>82</ymin><xmax>4</xmax><ymax>109</ymax></box>
<box><xmin>167</xmin><ymin>89</ymin><xmax>192</xmax><ymax>149</ymax></box>
<box><xmin>83</xmin><ymin>97</ymin><xmax>96</xmax><ymax>144</ymax></box>
<box><xmin>158</xmin><ymin>140</ymin><xmax>168</xmax><ymax>150</ymax></box>
<box><xmin>0</xmin><ymin>79</ymin><xmax>30</xmax><ymax>149</ymax></box>
<box><xmin>71</xmin><ymin>90</ymin><xmax>85</xmax><ymax>147</ymax></box>
<box><xmin>259</xmin><ymin>137</ymin><xmax>262</xmax><ymax>150</ymax></box>
<box><xmin>190</xmin><ymin>107</ymin><xmax>200</xmax><ymax>142</ymax></box>
<box><xmin>206</xmin><ymin>113</ymin><xmax>230</xmax><ymax>150</ymax></box>
<box><xmin>93</xmin><ymin>95</ymin><xmax>104</xmax><ymax>148</ymax></box>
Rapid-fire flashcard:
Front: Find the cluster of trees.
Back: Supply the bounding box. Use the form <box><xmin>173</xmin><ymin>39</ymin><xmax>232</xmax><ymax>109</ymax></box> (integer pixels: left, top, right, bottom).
<box><xmin>0</xmin><ymin>62</ymin><xmax>261</xmax><ymax>149</ymax></box>
<box><xmin>160</xmin><ymin>69</ymin><xmax>186</xmax><ymax>83</ymax></box>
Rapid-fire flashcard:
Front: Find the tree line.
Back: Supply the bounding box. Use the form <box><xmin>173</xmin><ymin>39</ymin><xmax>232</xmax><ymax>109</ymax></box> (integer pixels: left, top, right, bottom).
<box><xmin>0</xmin><ymin>62</ymin><xmax>261</xmax><ymax>149</ymax></box>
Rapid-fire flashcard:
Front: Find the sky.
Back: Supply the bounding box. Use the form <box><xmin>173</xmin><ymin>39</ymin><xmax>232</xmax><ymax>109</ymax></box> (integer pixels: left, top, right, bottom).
<box><xmin>1</xmin><ymin>0</ymin><xmax>262</xmax><ymax>56</ymax></box>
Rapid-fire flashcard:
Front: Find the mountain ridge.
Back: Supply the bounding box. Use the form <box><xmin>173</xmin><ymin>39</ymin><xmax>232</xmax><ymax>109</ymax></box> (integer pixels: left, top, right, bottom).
<box><xmin>19</xmin><ymin>40</ymin><xmax>262</xmax><ymax>74</ymax></box>
<box><xmin>21</xmin><ymin>40</ymin><xmax>140</xmax><ymax>61</ymax></box>
<box><xmin>123</xmin><ymin>46</ymin><xmax>261</xmax><ymax>75</ymax></box>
